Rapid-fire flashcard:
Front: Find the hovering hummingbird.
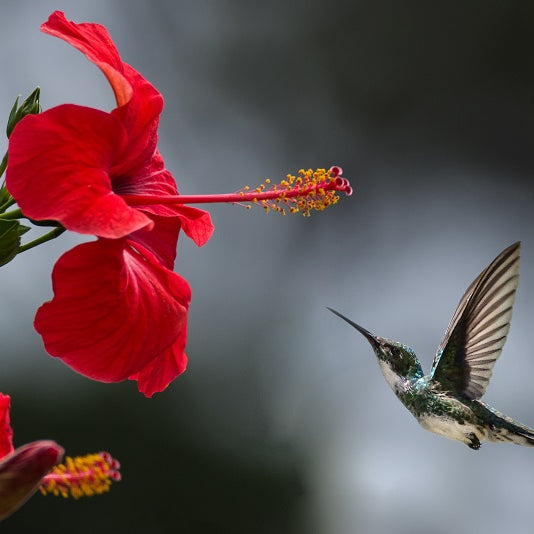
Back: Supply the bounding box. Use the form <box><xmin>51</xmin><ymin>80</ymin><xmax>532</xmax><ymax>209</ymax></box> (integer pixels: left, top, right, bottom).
<box><xmin>329</xmin><ymin>241</ymin><xmax>534</xmax><ymax>450</ymax></box>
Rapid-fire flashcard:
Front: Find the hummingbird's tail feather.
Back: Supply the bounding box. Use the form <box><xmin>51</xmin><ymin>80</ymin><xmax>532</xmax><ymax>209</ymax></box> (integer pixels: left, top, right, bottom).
<box><xmin>479</xmin><ymin>402</ymin><xmax>534</xmax><ymax>447</ymax></box>
<box><xmin>489</xmin><ymin>426</ymin><xmax>534</xmax><ymax>447</ymax></box>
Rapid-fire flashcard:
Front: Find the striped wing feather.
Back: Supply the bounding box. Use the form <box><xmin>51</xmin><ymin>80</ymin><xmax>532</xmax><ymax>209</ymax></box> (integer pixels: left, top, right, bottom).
<box><xmin>430</xmin><ymin>242</ymin><xmax>520</xmax><ymax>399</ymax></box>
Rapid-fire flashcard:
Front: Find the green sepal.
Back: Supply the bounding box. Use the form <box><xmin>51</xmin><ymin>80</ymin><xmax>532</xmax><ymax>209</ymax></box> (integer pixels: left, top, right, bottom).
<box><xmin>6</xmin><ymin>87</ymin><xmax>41</xmax><ymax>138</ymax></box>
<box><xmin>0</xmin><ymin>219</ymin><xmax>30</xmax><ymax>267</ymax></box>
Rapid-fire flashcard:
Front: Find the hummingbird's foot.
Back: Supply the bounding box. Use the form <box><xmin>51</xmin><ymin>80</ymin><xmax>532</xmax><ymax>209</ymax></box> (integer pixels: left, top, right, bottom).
<box><xmin>467</xmin><ymin>433</ymin><xmax>481</xmax><ymax>450</ymax></box>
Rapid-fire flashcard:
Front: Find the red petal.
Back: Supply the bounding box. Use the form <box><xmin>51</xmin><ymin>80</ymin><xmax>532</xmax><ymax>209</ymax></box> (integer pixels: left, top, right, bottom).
<box><xmin>110</xmin><ymin>65</ymin><xmax>163</xmax><ymax>169</ymax></box>
<box><xmin>42</xmin><ymin>11</ymin><xmax>163</xmax><ymax>153</ymax></box>
<box><xmin>0</xmin><ymin>394</ymin><xmax>13</xmax><ymax>459</ymax></box>
<box><xmin>113</xmin><ymin>153</ymin><xmax>179</xmax><ymax>218</ymax></box>
<box><xmin>173</xmin><ymin>205</ymin><xmax>214</xmax><ymax>247</ymax></box>
<box><xmin>41</xmin><ymin>11</ymin><xmax>132</xmax><ymax>107</ymax></box>
<box><xmin>7</xmin><ymin>105</ymin><xmax>152</xmax><ymax>238</ymax></box>
<box><xmin>130</xmin><ymin>214</ymin><xmax>180</xmax><ymax>270</ymax></box>
<box><xmin>34</xmin><ymin>239</ymin><xmax>191</xmax><ymax>384</ymax></box>
<box><xmin>129</xmin><ymin>337</ymin><xmax>188</xmax><ymax>398</ymax></box>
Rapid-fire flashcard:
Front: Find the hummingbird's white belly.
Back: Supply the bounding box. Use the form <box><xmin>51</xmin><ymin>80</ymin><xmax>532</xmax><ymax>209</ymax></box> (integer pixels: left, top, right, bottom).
<box><xmin>417</xmin><ymin>413</ymin><xmax>487</xmax><ymax>445</ymax></box>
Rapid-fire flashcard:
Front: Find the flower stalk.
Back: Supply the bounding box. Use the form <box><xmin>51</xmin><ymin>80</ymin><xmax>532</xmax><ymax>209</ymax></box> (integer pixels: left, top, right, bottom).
<box><xmin>0</xmin><ymin>208</ymin><xmax>23</xmax><ymax>220</ymax></box>
<box><xmin>17</xmin><ymin>227</ymin><xmax>66</xmax><ymax>253</ymax></box>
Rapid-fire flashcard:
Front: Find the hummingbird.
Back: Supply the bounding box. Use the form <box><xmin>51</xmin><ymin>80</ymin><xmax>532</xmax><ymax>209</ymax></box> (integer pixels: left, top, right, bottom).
<box><xmin>329</xmin><ymin>241</ymin><xmax>534</xmax><ymax>450</ymax></box>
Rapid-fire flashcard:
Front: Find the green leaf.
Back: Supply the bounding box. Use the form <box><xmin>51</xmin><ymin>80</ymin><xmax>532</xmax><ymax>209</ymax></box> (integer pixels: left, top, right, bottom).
<box><xmin>0</xmin><ymin>219</ymin><xmax>29</xmax><ymax>267</ymax></box>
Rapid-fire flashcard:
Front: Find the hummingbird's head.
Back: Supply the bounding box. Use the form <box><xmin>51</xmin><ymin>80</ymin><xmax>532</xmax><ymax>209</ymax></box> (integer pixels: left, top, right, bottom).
<box><xmin>328</xmin><ymin>308</ymin><xmax>423</xmax><ymax>391</ymax></box>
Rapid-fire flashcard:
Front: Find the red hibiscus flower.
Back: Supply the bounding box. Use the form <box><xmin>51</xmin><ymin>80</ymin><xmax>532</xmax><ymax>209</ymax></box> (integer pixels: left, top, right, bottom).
<box><xmin>5</xmin><ymin>11</ymin><xmax>352</xmax><ymax>398</ymax></box>
<box><xmin>6</xmin><ymin>11</ymin><xmax>214</xmax><ymax>397</ymax></box>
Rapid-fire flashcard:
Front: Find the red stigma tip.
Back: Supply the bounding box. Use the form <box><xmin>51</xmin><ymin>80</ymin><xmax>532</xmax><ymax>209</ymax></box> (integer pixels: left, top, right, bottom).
<box><xmin>329</xmin><ymin>166</ymin><xmax>343</xmax><ymax>177</ymax></box>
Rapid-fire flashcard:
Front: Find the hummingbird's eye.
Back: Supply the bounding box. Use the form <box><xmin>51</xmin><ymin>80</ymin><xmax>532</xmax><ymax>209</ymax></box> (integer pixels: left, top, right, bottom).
<box><xmin>391</xmin><ymin>347</ymin><xmax>401</xmax><ymax>357</ymax></box>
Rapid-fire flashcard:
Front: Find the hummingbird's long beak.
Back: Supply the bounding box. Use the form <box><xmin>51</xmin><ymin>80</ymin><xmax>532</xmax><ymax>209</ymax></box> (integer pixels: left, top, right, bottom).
<box><xmin>327</xmin><ymin>307</ymin><xmax>380</xmax><ymax>348</ymax></box>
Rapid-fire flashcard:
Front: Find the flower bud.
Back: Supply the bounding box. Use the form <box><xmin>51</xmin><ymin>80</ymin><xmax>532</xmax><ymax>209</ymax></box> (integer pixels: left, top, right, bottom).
<box><xmin>6</xmin><ymin>87</ymin><xmax>41</xmax><ymax>138</ymax></box>
<box><xmin>0</xmin><ymin>440</ymin><xmax>64</xmax><ymax>521</ymax></box>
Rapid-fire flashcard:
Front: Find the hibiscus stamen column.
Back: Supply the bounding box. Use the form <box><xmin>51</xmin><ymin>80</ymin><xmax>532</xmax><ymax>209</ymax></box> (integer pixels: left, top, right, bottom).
<box><xmin>39</xmin><ymin>452</ymin><xmax>121</xmax><ymax>498</ymax></box>
<box><xmin>122</xmin><ymin>166</ymin><xmax>353</xmax><ymax>216</ymax></box>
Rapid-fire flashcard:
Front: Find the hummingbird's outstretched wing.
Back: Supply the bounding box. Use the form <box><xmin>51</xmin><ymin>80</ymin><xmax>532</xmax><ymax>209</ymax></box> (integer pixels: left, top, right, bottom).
<box><xmin>430</xmin><ymin>242</ymin><xmax>520</xmax><ymax>400</ymax></box>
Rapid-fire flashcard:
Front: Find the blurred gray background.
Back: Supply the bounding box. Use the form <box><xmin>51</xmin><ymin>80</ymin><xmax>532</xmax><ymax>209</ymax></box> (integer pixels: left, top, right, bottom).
<box><xmin>1</xmin><ymin>1</ymin><xmax>534</xmax><ymax>533</ymax></box>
